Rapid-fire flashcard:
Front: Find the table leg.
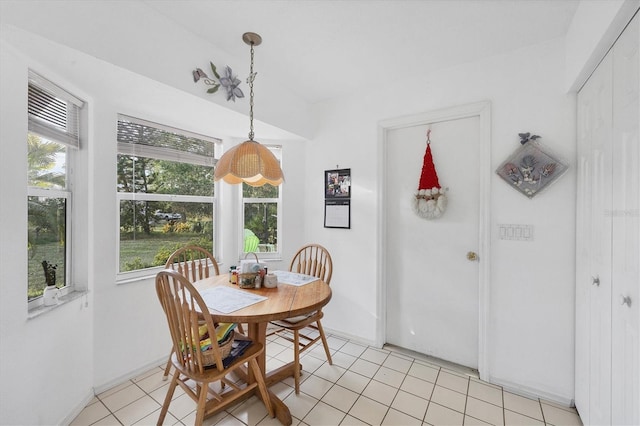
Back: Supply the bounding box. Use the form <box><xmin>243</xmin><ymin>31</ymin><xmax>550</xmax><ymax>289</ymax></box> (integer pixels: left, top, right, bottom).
<box><xmin>248</xmin><ymin>322</ymin><xmax>292</xmax><ymax>425</ymax></box>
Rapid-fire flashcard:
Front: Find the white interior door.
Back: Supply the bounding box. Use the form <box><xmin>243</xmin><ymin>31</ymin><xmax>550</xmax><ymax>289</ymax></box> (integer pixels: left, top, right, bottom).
<box><xmin>385</xmin><ymin>116</ymin><xmax>480</xmax><ymax>369</ymax></box>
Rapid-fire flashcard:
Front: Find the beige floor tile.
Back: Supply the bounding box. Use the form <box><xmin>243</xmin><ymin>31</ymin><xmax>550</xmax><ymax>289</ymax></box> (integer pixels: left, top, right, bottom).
<box><xmin>360</xmin><ymin>347</ymin><xmax>389</xmax><ymax>364</ymax></box>
<box><xmin>331</xmin><ymin>351</ymin><xmax>357</xmax><ymax>369</ymax></box>
<box><xmin>463</xmin><ymin>414</ymin><xmax>493</xmax><ymax>425</ymax></box>
<box><xmin>347</xmin><ymin>358</ymin><xmax>379</xmax><ymax>378</ymax></box>
<box><xmin>300</xmin><ymin>353</ymin><xmax>326</xmax><ymax>375</ymax></box>
<box><xmin>113</xmin><ymin>395</ymin><xmax>161</xmax><ymax>425</ymax></box>
<box><xmin>540</xmin><ymin>402</ymin><xmax>583</xmax><ymax>425</ymax></box>
<box><xmin>303</xmin><ymin>401</ymin><xmax>346</xmax><ymax>425</ymax></box>
<box><xmin>390</xmin><ymin>389</ymin><xmax>429</xmax><ymax>420</ymax></box>
<box><xmin>382</xmin><ymin>407</ymin><xmax>423</xmax><ymax>425</ymax></box>
<box><xmin>432</xmin><ymin>384</ymin><xmax>467</xmax><ymax>413</ymax></box>
<box><xmin>437</xmin><ymin>370</ymin><xmax>470</xmax><ymax>394</ymax></box>
<box><xmin>504</xmin><ymin>409</ymin><xmax>545</xmax><ymax>426</ymax></box>
<box><xmin>98</xmin><ymin>380</ymin><xmax>135</xmax><ymax>399</ymax></box>
<box><xmin>340</xmin><ymin>414</ymin><xmax>369</xmax><ymax>425</ymax></box>
<box><xmin>229</xmin><ymin>395</ymin><xmax>271</xmax><ymax>426</ymax></box>
<box><xmin>503</xmin><ymin>392</ymin><xmax>543</xmax><ymax>421</ymax></box>
<box><xmin>468</xmin><ymin>380</ymin><xmax>503</xmax><ymax>407</ymax></box>
<box><xmin>336</xmin><ymin>370</ymin><xmax>370</xmax><ymax>394</ymax></box>
<box><xmin>100</xmin><ymin>383</ymin><xmax>146</xmax><ymax>413</ymax></box>
<box><xmin>400</xmin><ymin>374</ymin><xmax>435</xmax><ymax>400</ymax></box>
<box><xmin>465</xmin><ymin>397</ymin><xmax>503</xmax><ymax>426</ymax></box>
<box><xmin>408</xmin><ymin>361</ymin><xmax>440</xmax><ymax>383</ymax></box>
<box><xmin>362</xmin><ymin>379</ymin><xmax>398</xmax><ymax>405</ymax></box>
<box><xmin>92</xmin><ymin>414</ymin><xmax>122</xmax><ymax>425</ymax></box>
<box><xmin>312</xmin><ymin>362</ymin><xmax>346</xmax><ymax>383</ymax></box>
<box><xmin>70</xmin><ymin>400</ymin><xmax>110</xmax><ymax>425</ymax></box>
<box><xmin>348</xmin><ymin>395</ymin><xmax>388</xmax><ymax>425</ymax></box>
<box><xmin>382</xmin><ymin>355</ymin><xmax>413</xmax><ymax>374</ymax></box>
<box><xmin>339</xmin><ymin>342</ymin><xmax>367</xmax><ymax>358</ymax></box>
<box><xmin>373</xmin><ymin>366</ymin><xmax>406</xmax><ymax>388</ymax></box>
<box><xmin>300</xmin><ymin>374</ymin><xmax>333</xmax><ymax>399</ymax></box>
<box><xmin>327</xmin><ymin>335</ymin><xmax>348</xmax><ymax>350</ymax></box>
<box><xmin>321</xmin><ymin>384</ymin><xmax>359</xmax><ymax>413</ymax></box>
<box><xmin>425</xmin><ymin>402</ymin><xmax>464</xmax><ymax>426</ymax></box>
<box><xmin>134</xmin><ymin>369</ymin><xmax>169</xmax><ymax>394</ymax></box>
<box><xmin>165</xmin><ymin>392</ymin><xmax>196</xmax><ymax>421</ymax></box>
<box><xmin>133</xmin><ymin>408</ymin><xmax>180</xmax><ymax>425</ymax></box>
<box><xmin>283</xmin><ymin>391</ymin><xmax>319</xmax><ymax>421</ymax></box>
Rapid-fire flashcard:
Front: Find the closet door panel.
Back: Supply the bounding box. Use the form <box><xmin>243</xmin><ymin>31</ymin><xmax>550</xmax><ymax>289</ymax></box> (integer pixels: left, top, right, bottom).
<box><xmin>577</xmin><ymin>50</ymin><xmax>615</xmax><ymax>424</ymax></box>
<box><xmin>611</xmin><ymin>13</ymin><xmax>640</xmax><ymax>425</ymax></box>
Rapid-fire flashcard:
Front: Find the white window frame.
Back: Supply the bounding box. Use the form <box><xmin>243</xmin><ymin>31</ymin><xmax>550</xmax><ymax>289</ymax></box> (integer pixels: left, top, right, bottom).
<box><xmin>116</xmin><ymin>115</ymin><xmax>221</xmax><ymax>281</ymax></box>
<box><xmin>27</xmin><ymin>71</ymin><xmax>83</xmax><ymax>311</ymax></box>
<box><xmin>240</xmin><ymin>145</ymin><xmax>283</xmax><ymax>260</ymax></box>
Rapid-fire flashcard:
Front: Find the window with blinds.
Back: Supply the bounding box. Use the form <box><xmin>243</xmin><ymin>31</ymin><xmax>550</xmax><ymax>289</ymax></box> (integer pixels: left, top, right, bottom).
<box><xmin>116</xmin><ymin>115</ymin><xmax>221</xmax><ymax>275</ymax></box>
<box><xmin>27</xmin><ymin>72</ymin><xmax>84</xmax><ymax>307</ymax></box>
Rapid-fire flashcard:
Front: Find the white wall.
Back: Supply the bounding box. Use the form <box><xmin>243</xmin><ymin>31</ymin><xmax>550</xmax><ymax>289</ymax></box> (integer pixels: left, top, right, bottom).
<box><xmin>0</xmin><ymin>25</ymin><xmax>307</xmax><ymax>425</ymax></box>
<box><xmin>307</xmin><ymin>38</ymin><xmax>578</xmax><ymax>403</ymax></box>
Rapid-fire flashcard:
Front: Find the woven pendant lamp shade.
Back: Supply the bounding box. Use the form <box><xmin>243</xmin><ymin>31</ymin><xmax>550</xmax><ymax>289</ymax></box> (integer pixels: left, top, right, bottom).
<box><xmin>214</xmin><ymin>139</ymin><xmax>284</xmax><ymax>186</ymax></box>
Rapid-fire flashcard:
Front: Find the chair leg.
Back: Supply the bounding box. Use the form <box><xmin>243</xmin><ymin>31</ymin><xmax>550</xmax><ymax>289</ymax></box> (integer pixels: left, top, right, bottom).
<box><xmin>316</xmin><ymin>320</ymin><xmax>333</xmax><ymax>365</ymax></box>
<box><xmin>157</xmin><ymin>370</ymin><xmax>179</xmax><ymax>425</ymax></box>
<box><xmin>194</xmin><ymin>380</ymin><xmax>209</xmax><ymax>426</ymax></box>
<box><xmin>162</xmin><ymin>350</ymin><xmax>173</xmax><ymax>381</ymax></box>
<box><xmin>294</xmin><ymin>330</ymin><xmax>301</xmax><ymax>394</ymax></box>
<box><xmin>249</xmin><ymin>358</ymin><xmax>274</xmax><ymax>418</ymax></box>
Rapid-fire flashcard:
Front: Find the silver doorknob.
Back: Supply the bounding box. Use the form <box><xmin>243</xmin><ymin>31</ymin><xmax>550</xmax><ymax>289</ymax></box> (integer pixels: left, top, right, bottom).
<box><xmin>592</xmin><ymin>276</ymin><xmax>600</xmax><ymax>286</ymax></box>
<box><xmin>467</xmin><ymin>251</ymin><xmax>478</xmax><ymax>261</ymax></box>
<box><xmin>620</xmin><ymin>295</ymin><xmax>632</xmax><ymax>307</ymax></box>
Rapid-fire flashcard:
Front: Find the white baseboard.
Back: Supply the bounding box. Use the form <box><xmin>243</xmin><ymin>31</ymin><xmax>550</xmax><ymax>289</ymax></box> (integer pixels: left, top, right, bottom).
<box><xmin>489</xmin><ymin>376</ymin><xmax>574</xmax><ymax>407</ymax></box>
<box><xmin>93</xmin><ymin>356</ymin><xmax>167</xmax><ymax>395</ymax></box>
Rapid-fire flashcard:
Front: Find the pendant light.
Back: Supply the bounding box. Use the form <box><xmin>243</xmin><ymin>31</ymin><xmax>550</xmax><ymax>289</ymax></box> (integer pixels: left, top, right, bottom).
<box><xmin>214</xmin><ymin>32</ymin><xmax>284</xmax><ymax>187</ymax></box>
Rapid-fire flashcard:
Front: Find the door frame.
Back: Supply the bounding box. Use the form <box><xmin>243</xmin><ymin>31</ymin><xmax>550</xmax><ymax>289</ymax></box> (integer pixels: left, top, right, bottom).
<box><xmin>376</xmin><ymin>101</ymin><xmax>492</xmax><ymax>380</ymax></box>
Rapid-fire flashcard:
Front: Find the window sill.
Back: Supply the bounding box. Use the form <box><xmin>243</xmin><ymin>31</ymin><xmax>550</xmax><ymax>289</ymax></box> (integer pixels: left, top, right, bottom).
<box><xmin>28</xmin><ymin>289</ymin><xmax>88</xmax><ymax>320</ymax></box>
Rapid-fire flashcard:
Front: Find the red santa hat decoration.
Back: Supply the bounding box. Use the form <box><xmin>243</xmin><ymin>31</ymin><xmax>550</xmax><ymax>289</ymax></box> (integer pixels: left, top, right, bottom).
<box><xmin>413</xmin><ymin>130</ymin><xmax>447</xmax><ymax>219</ymax></box>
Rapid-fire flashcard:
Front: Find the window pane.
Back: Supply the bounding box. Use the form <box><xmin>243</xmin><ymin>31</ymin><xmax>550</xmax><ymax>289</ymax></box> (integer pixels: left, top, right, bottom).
<box><xmin>28</xmin><ymin>133</ymin><xmax>67</xmax><ymax>189</ymax></box>
<box><xmin>117</xmin><ymin>155</ymin><xmax>214</xmax><ymax>196</ymax></box>
<box><xmin>27</xmin><ymin>196</ymin><xmax>66</xmax><ymax>299</ymax></box>
<box><xmin>119</xmin><ymin>200</ymin><xmax>214</xmax><ymax>272</ymax></box>
<box><xmin>244</xmin><ymin>202</ymin><xmax>278</xmax><ymax>253</ymax></box>
<box><xmin>242</xmin><ymin>183</ymin><xmax>279</xmax><ymax>198</ymax></box>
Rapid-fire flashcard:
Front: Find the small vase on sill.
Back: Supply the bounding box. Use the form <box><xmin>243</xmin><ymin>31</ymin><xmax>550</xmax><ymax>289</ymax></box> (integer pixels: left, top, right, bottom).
<box><xmin>43</xmin><ymin>285</ymin><xmax>59</xmax><ymax>306</ymax></box>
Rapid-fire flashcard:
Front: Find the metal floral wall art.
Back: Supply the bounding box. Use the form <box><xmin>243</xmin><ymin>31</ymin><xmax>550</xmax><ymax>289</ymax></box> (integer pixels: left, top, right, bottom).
<box><xmin>192</xmin><ymin>62</ymin><xmax>244</xmax><ymax>102</ymax></box>
<box><xmin>496</xmin><ymin>133</ymin><xmax>568</xmax><ymax>198</ymax></box>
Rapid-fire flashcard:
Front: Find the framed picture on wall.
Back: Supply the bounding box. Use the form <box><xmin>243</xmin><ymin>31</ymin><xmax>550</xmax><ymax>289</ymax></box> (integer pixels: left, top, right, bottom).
<box><xmin>496</xmin><ymin>141</ymin><xmax>568</xmax><ymax>198</ymax></box>
<box><xmin>325</xmin><ymin>168</ymin><xmax>351</xmax><ymax>198</ymax></box>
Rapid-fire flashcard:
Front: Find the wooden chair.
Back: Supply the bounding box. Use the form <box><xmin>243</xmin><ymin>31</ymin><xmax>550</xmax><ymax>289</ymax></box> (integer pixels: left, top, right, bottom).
<box><xmin>269</xmin><ymin>243</ymin><xmax>333</xmax><ymax>394</ymax></box>
<box><xmin>162</xmin><ymin>245</ymin><xmax>243</xmax><ymax>381</ymax></box>
<box><xmin>155</xmin><ymin>269</ymin><xmax>274</xmax><ymax>425</ymax></box>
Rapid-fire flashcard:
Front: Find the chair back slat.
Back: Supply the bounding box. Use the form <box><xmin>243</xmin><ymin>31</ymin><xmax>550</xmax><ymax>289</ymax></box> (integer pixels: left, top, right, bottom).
<box><xmin>165</xmin><ymin>246</ymin><xmax>220</xmax><ymax>282</ymax></box>
<box><xmin>289</xmin><ymin>244</ymin><xmax>332</xmax><ymax>285</ymax></box>
<box><xmin>156</xmin><ymin>269</ymin><xmax>225</xmax><ymax>374</ymax></box>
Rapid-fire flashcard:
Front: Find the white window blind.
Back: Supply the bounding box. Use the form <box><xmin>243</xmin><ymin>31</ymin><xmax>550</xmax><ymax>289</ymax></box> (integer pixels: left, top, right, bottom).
<box><xmin>28</xmin><ymin>71</ymin><xmax>84</xmax><ymax>149</ymax></box>
<box><xmin>117</xmin><ymin>115</ymin><xmax>220</xmax><ymax>167</ymax></box>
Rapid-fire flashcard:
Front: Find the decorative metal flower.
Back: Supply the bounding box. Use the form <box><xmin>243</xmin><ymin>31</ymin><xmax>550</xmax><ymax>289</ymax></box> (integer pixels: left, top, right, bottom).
<box><xmin>192</xmin><ymin>62</ymin><xmax>244</xmax><ymax>101</ymax></box>
<box><xmin>219</xmin><ymin>66</ymin><xmax>244</xmax><ymax>102</ymax></box>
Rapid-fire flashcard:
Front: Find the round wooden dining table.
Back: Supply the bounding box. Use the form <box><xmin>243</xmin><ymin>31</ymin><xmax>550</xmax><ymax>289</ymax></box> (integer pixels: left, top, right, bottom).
<box><xmin>194</xmin><ymin>273</ymin><xmax>332</xmax><ymax>425</ymax></box>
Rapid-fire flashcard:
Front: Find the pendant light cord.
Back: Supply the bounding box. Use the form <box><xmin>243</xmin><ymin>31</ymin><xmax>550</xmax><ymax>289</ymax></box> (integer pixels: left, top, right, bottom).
<box><xmin>248</xmin><ymin>42</ymin><xmax>256</xmax><ymax>141</ymax></box>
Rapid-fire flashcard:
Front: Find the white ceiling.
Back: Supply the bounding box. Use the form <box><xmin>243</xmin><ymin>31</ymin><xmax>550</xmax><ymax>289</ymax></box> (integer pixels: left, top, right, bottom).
<box><xmin>144</xmin><ymin>0</ymin><xmax>580</xmax><ymax>104</ymax></box>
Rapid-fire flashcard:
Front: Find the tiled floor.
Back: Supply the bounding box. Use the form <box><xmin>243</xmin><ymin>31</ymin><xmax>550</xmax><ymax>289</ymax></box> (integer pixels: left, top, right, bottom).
<box><xmin>71</xmin><ymin>329</ymin><xmax>583</xmax><ymax>425</ymax></box>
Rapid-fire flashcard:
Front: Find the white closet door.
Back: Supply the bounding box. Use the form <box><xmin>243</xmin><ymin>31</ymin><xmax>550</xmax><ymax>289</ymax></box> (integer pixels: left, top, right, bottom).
<box><xmin>576</xmin><ymin>48</ymin><xmax>614</xmax><ymax>426</ymax></box>
<box><xmin>611</xmin><ymin>13</ymin><xmax>639</xmax><ymax>425</ymax></box>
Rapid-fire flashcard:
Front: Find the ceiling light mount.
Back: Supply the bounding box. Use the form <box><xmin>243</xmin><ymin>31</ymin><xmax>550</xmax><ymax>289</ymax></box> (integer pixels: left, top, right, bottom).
<box><xmin>242</xmin><ymin>32</ymin><xmax>262</xmax><ymax>47</ymax></box>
